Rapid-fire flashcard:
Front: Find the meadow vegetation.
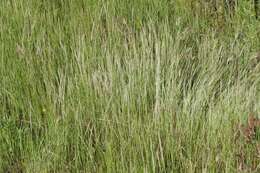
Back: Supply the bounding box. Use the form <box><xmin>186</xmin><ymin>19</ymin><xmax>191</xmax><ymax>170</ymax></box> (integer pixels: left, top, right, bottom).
<box><xmin>0</xmin><ymin>0</ymin><xmax>260</xmax><ymax>172</ymax></box>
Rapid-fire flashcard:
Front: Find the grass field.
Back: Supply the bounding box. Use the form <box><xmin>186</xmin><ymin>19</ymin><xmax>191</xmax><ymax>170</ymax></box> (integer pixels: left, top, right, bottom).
<box><xmin>1</xmin><ymin>0</ymin><xmax>260</xmax><ymax>172</ymax></box>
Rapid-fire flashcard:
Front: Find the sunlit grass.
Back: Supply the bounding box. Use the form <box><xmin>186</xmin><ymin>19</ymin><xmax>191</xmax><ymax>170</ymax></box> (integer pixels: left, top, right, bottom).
<box><xmin>0</xmin><ymin>0</ymin><xmax>260</xmax><ymax>172</ymax></box>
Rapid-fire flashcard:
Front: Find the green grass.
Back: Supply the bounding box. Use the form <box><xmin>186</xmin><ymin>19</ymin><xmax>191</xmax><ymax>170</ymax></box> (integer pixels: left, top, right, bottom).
<box><xmin>1</xmin><ymin>0</ymin><xmax>260</xmax><ymax>172</ymax></box>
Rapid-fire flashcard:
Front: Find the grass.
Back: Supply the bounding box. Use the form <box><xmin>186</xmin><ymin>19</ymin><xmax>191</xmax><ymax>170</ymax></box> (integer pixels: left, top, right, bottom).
<box><xmin>0</xmin><ymin>0</ymin><xmax>260</xmax><ymax>172</ymax></box>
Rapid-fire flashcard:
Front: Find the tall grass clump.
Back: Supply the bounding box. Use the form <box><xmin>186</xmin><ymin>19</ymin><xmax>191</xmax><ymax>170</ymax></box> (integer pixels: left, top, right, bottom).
<box><xmin>0</xmin><ymin>0</ymin><xmax>260</xmax><ymax>172</ymax></box>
